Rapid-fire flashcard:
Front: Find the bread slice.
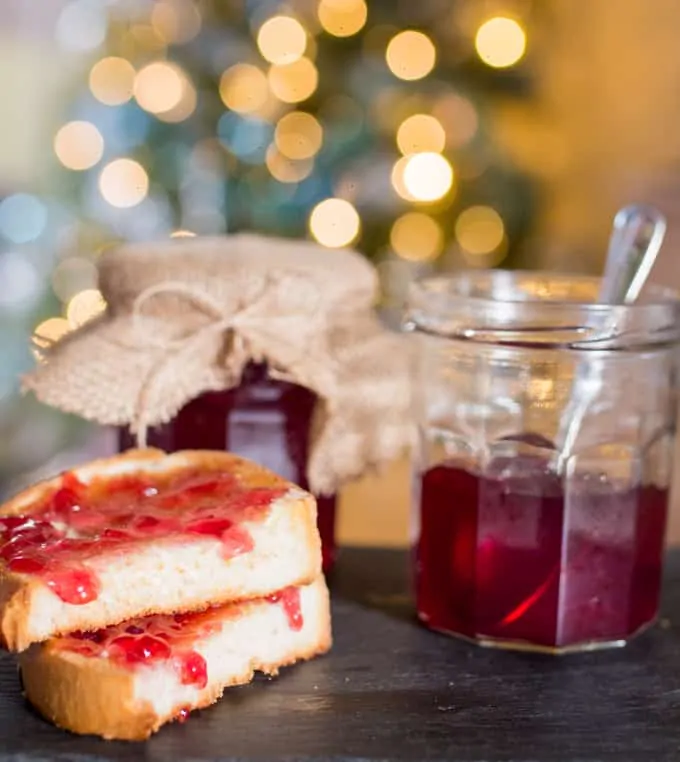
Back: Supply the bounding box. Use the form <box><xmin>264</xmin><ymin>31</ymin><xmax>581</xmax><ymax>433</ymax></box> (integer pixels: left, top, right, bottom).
<box><xmin>19</xmin><ymin>576</ymin><xmax>331</xmax><ymax>740</ymax></box>
<box><xmin>0</xmin><ymin>449</ymin><xmax>320</xmax><ymax>651</ymax></box>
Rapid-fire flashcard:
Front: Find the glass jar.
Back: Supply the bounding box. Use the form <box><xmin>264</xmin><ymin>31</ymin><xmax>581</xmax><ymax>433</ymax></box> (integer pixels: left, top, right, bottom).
<box><xmin>119</xmin><ymin>362</ymin><xmax>337</xmax><ymax>572</ymax></box>
<box><xmin>405</xmin><ymin>270</ymin><xmax>680</xmax><ymax>653</ymax></box>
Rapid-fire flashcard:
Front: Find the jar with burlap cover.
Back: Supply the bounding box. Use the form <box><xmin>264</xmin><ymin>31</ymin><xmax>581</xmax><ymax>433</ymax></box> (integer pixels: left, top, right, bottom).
<box><xmin>23</xmin><ymin>234</ymin><xmax>413</xmax><ymax>494</ymax></box>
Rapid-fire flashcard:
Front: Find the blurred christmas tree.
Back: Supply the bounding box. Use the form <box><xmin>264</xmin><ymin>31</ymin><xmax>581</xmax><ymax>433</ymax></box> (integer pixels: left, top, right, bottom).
<box><xmin>0</xmin><ymin>0</ymin><xmax>538</xmax><ymax>485</ymax></box>
<box><xmin>48</xmin><ymin>0</ymin><xmax>536</xmax><ymax>291</ymax></box>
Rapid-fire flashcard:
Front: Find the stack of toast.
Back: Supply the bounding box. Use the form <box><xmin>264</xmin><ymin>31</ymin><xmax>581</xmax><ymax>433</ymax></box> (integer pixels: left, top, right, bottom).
<box><xmin>0</xmin><ymin>448</ymin><xmax>331</xmax><ymax>740</ymax></box>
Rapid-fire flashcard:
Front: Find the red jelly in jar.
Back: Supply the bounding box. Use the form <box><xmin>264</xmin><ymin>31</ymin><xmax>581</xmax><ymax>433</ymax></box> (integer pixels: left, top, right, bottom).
<box><xmin>406</xmin><ymin>271</ymin><xmax>680</xmax><ymax>653</ymax></box>
<box><xmin>120</xmin><ymin>363</ymin><xmax>337</xmax><ymax>572</ymax></box>
<box><xmin>416</xmin><ymin>459</ymin><xmax>669</xmax><ymax>652</ymax></box>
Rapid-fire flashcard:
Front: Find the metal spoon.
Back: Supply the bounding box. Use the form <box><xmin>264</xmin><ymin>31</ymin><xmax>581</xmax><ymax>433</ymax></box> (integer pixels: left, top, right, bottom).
<box><xmin>554</xmin><ymin>204</ymin><xmax>667</xmax><ymax>473</ymax></box>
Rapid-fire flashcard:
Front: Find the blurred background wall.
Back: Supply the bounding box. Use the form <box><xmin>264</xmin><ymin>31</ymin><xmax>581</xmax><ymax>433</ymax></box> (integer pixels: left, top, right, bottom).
<box><xmin>1</xmin><ymin>0</ymin><xmax>680</xmax><ymax>541</ymax></box>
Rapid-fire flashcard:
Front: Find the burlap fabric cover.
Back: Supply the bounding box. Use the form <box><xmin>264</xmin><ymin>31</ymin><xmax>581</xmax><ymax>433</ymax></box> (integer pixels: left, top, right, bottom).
<box><xmin>24</xmin><ymin>234</ymin><xmax>414</xmax><ymax>494</ymax></box>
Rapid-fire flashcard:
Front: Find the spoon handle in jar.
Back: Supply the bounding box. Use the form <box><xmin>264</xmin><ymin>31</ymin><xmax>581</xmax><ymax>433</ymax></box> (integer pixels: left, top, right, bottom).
<box><xmin>554</xmin><ymin>205</ymin><xmax>666</xmax><ymax>473</ymax></box>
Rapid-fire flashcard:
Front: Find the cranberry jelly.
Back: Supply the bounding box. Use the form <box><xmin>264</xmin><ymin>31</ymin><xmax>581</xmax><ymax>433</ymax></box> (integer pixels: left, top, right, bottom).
<box><xmin>0</xmin><ymin>468</ymin><xmax>284</xmax><ymax>605</ymax></box>
<box><xmin>416</xmin><ymin>459</ymin><xmax>669</xmax><ymax>652</ymax></box>
<box><xmin>120</xmin><ymin>363</ymin><xmax>337</xmax><ymax>572</ymax></box>
<box><xmin>56</xmin><ymin>585</ymin><xmax>304</xmax><ymax>693</ymax></box>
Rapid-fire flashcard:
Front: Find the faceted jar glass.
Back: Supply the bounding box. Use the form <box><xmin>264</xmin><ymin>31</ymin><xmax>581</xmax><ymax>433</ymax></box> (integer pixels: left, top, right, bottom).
<box><xmin>119</xmin><ymin>363</ymin><xmax>337</xmax><ymax>572</ymax></box>
<box><xmin>406</xmin><ymin>271</ymin><xmax>680</xmax><ymax>653</ymax></box>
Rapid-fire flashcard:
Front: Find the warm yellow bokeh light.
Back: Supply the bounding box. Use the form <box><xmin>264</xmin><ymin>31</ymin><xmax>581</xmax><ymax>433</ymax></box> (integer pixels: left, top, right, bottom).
<box><xmin>386</xmin><ymin>31</ymin><xmax>436</xmax><ymax>81</ymax></box>
<box><xmin>54</xmin><ymin>121</ymin><xmax>104</xmax><ymax>171</ymax></box>
<box><xmin>391</xmin><ymin>156</ymin><xmax>416</xmax><ymax>202</ymax></box>
<box><xmin>257</xmin><ymin>16</ymin><xmax>307</xmax><ymax>65</ymax></box>
<box><xmin>318</xmin><ymin>0</ymin><xmax>368</xmax><ymax>38</ymax></box>
<box><xmin>151</xmin><ymin>0</ymin><xmax>202</xmax><ymax>44</ymax></box>
<box><xmin>475</xmin><ymin>17</ymin><xmax>526</xmax><ymax>69</ymax></box>
<box><xmin>402</xmin><ymin>152</ymin><xmax>454</xmax><ymax>202</ymax></box>
<box><xmin>275</xmin><ymin>111</ymin><xmax>323</xmax><ymax>160</ymax></box>
<box><xmin>268</xmin><ymin>58</ymin><xmax>318</xmax><ymax>103</ymax></box>
<box><xmin>67</xmin><ymin>289</ymin><xmax>107</xmax><ymax>328</ymax></box>
<box><xmin>309</xmin><ymin>198</ymin><xmax>360</xmax><ymax>247</ymax></box>
<box><xmin>455</xmin><ymin>205</ymin><xmax>505</xmax><ymax>255</ymax></box>
<box><xmin>266</xmin><ymin>144</ymin><xmax>314</xmax><ymax>183</ymax></box>
<box><xmin>89</xmin><ymin>57</ymin><xmax>135</xmax><ymax>106</ymax></box>
<box><xmin>33</xmin><ymin>317</ymin><xmax>71</xmax><ymax>350</ymax></box>
<box><xmin>134</xmin><ymin>62</ymin><xmax>186</xmax><ymax>115</ymax></box>
<box><xmin>219</xmin><ymin>64</ymin><xmax>269</xmax><ymax>114</ymax></box>
<box><xmin>390</xmin><ymin>212</ymin><xmax>443</xmax><ymax>261</ymax></box>
<box><xmin>156</xmin><ymin>80</ymin><xmax>197</xmax><ymax>123</ymax></box>
<box><xmin>170</xmin><ymin>229</ymin><xmax>196</xmax><ymax>238</ymax></box>
<box><xmin>98</xmin><ymin>159</ymin><xmax>149</xmax><ymax>208</ymax></box>
<box><xmin>396</xmin><ymin>114</ymin><xmax>446</xmax><ymax>155</ymax></box>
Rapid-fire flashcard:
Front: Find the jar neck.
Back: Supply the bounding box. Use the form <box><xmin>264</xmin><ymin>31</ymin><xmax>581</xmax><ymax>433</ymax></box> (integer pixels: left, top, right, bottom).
<box><xmin>405</xmin><ymin>271</ymin><xmax>680</xmax><ymax>351</ymax></box>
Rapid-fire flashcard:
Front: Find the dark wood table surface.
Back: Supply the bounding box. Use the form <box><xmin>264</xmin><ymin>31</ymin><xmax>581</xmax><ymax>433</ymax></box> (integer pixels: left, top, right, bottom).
<box><xmin>1</xmin><ymin>547</ymin><xmax>680</xmax><ymax>762</ymax></box>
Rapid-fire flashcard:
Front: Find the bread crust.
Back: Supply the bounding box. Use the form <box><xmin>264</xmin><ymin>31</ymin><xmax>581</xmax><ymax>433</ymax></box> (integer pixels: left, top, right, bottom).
<box><xmin>0</xmin><ymin>449</ymin><xmax>321</xmax><ymax>651</ymax></box>
<box><xmin>20</xmin><ymin>578</ymin><xmax>332</xmax><ymax>741</ymax></box>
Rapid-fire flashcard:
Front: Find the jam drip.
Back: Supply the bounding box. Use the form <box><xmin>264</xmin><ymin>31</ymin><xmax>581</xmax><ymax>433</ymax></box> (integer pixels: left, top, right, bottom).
<box><xmin>57</xmin><ymin>586</ymin><xmax>304</xmax><ymax>689</ymax></box>
<box><xmin>266</xmin><ymin>586</ymin><xmax>303</xmax><ymax>631</ymax></box>
<box><xmin>0</xmin><ymin>469</ymin><xmax>285</xmax><ymax>605</ymax></box>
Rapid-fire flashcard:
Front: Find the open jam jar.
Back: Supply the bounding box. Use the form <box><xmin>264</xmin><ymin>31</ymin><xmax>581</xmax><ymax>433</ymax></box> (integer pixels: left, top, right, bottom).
<box><xmin>119</xmin><ymin>362</ymin><xmax>337</xmax><ymax>572</ymax></box>
<box><xmin>405</xmin><ymin>271</ymin><xmax>680</xmax><ymax>653</ymax></box>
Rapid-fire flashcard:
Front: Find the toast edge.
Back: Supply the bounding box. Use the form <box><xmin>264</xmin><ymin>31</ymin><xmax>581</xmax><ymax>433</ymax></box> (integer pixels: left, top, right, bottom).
<box><xmin>20</xmin><ymin>579</ymin><xmax>332</xmax><ymax>741</ymax></box>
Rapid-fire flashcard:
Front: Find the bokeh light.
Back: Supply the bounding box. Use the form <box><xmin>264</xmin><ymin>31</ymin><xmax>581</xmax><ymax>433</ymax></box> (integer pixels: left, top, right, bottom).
<box><xmin>33</xmin><ymin>318</ymin><xmax>72</xmax><ymax>350</ymax></box>
<box><xmin>218</xmin><ymin>113</ymin><xmax>272</xmax><ymax>164</ymax></box>
<box><xmin>396</xmin><ymin>114</ymin><xmax>446</xmax><ymax>155</ymax></box>
<box><xmin>391</xmin><ymin>156</ymin><xmax>416</xmax><ymax>201</ymax></box>
<box><xmin>55</xmin><ymin>0</ymin><xmax>107</xmax><ymax>52</ymax></box>
<box><xmin>219</xmin><ymin>64</ymin><xmax>269</xmax><ymax>114</ymax></box>
<box><xmin>309</xmin><ymin>198</ymin><xmax>360</xmax><ymax>247</ymax></box>
<box><xmin>89</xmin><ymin>57</ymin><xmax>135</xmax><ymax>106</ymax></box>
<box><xmin>0</xmin><ymin>194</ymin><xmax>47</xmax><ymax>244</ymax></box>
<box><xmin>157</xmin><ymin>80</ymin><xmax>197</xmax><ymax>123</ymax></box>
<box><xmin>455</xmin><ymin>205</ymin><xmax>505</xmax><ymax>254</ymax></box>
<box><xmin>275</xmin><ymin>112</ymin><xmax>323</xmax><ymax>160</ymax></box>
<box><xmin>134</xmin><ymin>62</ymin><xmax>187</xmax><ymax>115</ymax></box>
<box><xmin>318</xmin><ymin>0</ymin><xmax>368</xmax><ymax>38</ymax></box>
<box><xmin>151</xmin><ymin>0</ymin><xmax>202</xmax><ymax>44</ymax></box>
<box><xmin>268</xmin><ymin>58</ymin><xmax>319</xmax><ymax>103</ymax></box>
<box><xmin>266</xmin><ymin>145</ymin><xmax>314</xmax><ymax>183</ymax></box>
<box><xmin>475</xmin><ymin>17</ymin><xmax>526</xmax><ymax>69</ymax></box>
<box><xmin>386</xmin><ymin>31</ymin><xmax>436</xmax><ymax>81</ymax></box>
<box><xmin>257</xmin><ymin>16</ymin><xmax>307</xmax><ymax>65</ymax></box>
<box><xmin>67</xmin><ymin>289</ymin><xmax>107</xmax><ymax>328</ymax></box>
<box><xmin>98</xmin><ymin>159</ymin><xmax>149</xmax><ymax>208</ymax></box>
<box><xmin>0</xmin><ymin>253</ymin><xmax>41</xmax><ymax>309</ymax></box>
<box><xmin>170</xmin><ymin>230</ymin><xmax>197</xmax><ymax>238</ymax></box>
<box><xmin>390</xmin><ymin>212</ymin><xmax>443</xmax><ymax>261</ymax></box>
<box><xmin>54</xmin><ymin>121</ymin><xmax>104</xmax><ymax>171</ymax></box>
<box><xmin>402</xmin><ymin>153</ymin><xmax>454</xmax><ymax>202</ymax></box>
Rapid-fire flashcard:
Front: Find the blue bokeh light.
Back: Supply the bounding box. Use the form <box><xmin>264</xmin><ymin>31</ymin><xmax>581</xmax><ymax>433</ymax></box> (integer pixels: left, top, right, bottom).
<box><xmin>0</xmin><ymin>195</ymin><xmax>48</xmax><ymax>244</ymax></box>
<box><xmin>217</xmin><ymin>112</ymin><xmax>272</xmax><ymax>165</ymax></box>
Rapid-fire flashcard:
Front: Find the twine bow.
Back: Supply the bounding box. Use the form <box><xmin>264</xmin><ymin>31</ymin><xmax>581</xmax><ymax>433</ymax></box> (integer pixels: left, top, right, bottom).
<box><xmin>129</xmin><ymin>279</ymin><xmax>335</xmax><ymax>447</ymax></box>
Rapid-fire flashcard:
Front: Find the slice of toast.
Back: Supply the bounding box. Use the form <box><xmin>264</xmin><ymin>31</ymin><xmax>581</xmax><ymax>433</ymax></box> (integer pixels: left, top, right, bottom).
<box><xmin>0</xmin><ymin>449</ymin><xmax>321</xmax><ymax>651</ymax></box>
<box><xmin>19</xmin><ymin>576</ymin><xmax>331</xmax><ymax>740</ymax></box>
